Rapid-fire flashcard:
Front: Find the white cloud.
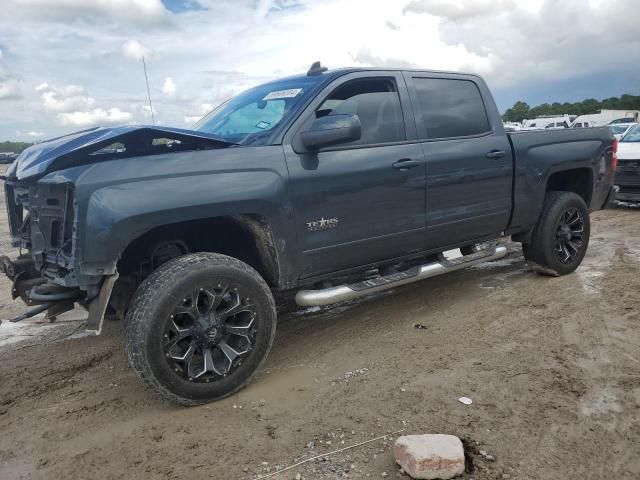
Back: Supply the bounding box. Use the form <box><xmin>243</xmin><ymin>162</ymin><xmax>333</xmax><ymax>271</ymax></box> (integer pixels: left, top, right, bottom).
<box><xmin>426</xmin><ymin>0</ymin><xmax>640</xmax><ymax>86</ymax></box>
<box><xmin>5</xmin><ymin>0</ymin><xmax>170</xmax><ymax>25</ymax></box>
<box><xmin>0</xmin><ymin>0</ymin><xmax>639</xmax><ymax>139</ymax></box>
<box><xmin>122</xmin><ymin>40</ymin><xmax>152</xmax><ymax>60</ymax></box>
<box><xmin>0</xmin><ymin>48</ymin><xmax>22</xmax><ymax>100</ymax></box>
<box><xmin>200</xmin><ymin>103</ymin><xmax>214</xmax><ymax>114</ymax></box>
<box><xmin>0</xmin><ymin>72</ymin><xmax>22</xmax><ymax>100</ymax></box>
<box><xmin>162</xmin><ymin>77</ymin><xmax>176</xmax><ymax>97</ymax></box>
<box><xmin>57</xmin><ymin>108</ymin><xmax>132</xmax><ymax>127</ymax></box>
<box><xmin>37</xmin><ymin>84</ymin><xmax>95</xmax><ymax>112</ymax></box>
<box><xmin>403</xmin><ymin>0</ymin><xmax>516</xmax><ymax>20</ymax></box>
<box><xmin>26</xmin><ymin>130</ymin><xmax>45</xmax><ymax>138</ymax></box>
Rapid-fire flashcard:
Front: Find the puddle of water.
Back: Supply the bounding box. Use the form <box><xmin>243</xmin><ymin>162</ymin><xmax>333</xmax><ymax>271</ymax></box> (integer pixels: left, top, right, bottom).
<box><xmin>239</xmin><ymin>364</ymin><xmax>329</xmax><ymax>405</ymax></box>
<box><xmin>0</xmin><ymin>308</ymin><xmax>87</xmax><ymax>349</ymax></box>
<box><xmin>579</xmin><ymin>388</ymin><xmax>624</xmax><ymax>417</ymax></box>
<box><xmin>469</xmin><ymin>256</ymin><xmax>524</xmax><ymax>270</ymax></box>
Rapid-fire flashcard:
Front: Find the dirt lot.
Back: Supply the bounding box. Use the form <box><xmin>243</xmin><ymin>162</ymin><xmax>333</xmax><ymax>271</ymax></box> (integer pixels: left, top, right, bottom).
<box><xmin>0</xmin><ymin>174</ymin><xmax>638</xmax><ymax>479</ymax></box>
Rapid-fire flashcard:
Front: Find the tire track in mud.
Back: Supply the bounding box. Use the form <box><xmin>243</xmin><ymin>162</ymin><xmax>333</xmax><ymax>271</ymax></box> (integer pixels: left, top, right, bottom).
<box><xmin>0</xmin><ymin>349</ymin><xmax>114</xmax><ymax>413</ymax></box>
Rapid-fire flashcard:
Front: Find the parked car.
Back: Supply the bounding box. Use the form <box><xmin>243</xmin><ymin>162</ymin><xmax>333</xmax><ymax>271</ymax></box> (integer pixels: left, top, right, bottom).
<box><xmin>0</xmin><ymin>64</ymin><xmax>617</xmax><ymax>404</ymax></box>
<box><xmin>609</xmin><ymin>117</ymin><xmax>638</xmax><ymax>125</ymax></box>
<box><xmin>610</xmin><ymin>122</ymin><xmax>637</xmax><ymax>140</ymax></box>
<box><xmin>615</xmin><ymin>123</ymin><xmax>640</xmax><ymax>202</ymax></box>
<box><xmin>522</xmin><ymin>115</ymin><xmax>571</xmax><ymax>130</ymax></box>
<box><xmin>571</xmin><ymin>110</ymin><xmax>640</xmax><ymax>128</ymax></box>
<box><xmin>544</xmin><ymin>121</ymin><xmax>569</xmax><ymax>129</ymax></box>
<box><xmin>572</xmin><ymin>121</ymin><xmax>595</xmax><ymax>128</ymax></box>
<box><xmin>0</xmin><ymin>152</ymin><xmax>18</xmax><ymax>164</ymax></box>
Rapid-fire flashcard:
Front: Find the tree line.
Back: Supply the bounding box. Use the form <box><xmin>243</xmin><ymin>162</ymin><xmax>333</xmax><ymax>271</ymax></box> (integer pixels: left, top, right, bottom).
<box><xmin>0</xmin><ymin>141</ymin><xmax>32</xmax><ymax>154</ymax></box>
<box><xmin>502</xmin><ymin>94</ymin><xmax>640</xmax><ymax>123</ymax></box>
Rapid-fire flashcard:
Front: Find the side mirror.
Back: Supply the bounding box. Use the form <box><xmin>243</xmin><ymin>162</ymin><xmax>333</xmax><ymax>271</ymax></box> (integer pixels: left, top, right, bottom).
<box><xmin>301</xmin><ymin>114</ymin><xmax>361</xmax><ymax>151</ymax></box>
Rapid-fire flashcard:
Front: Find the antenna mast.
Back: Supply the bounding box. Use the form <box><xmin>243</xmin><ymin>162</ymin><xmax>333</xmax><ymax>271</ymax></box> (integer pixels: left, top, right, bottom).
<box><xmin>142</xmin><ymin>56</ymin><xmax>155</xmax><ymax>125</ymax></box>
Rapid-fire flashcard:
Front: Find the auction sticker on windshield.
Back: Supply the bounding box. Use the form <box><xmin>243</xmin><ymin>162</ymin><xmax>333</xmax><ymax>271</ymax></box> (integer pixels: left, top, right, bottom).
<box><xmin>263</xmin><ymin>88</ymin><xmax>302</xmax><ymax>100</ymax></box>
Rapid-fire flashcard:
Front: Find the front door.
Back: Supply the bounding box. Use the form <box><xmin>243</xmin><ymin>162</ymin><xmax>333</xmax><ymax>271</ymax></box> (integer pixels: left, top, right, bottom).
<box><xmin>283</xmin><ymin>72</ymin><xmax>427</xmax><ymax>278</ymax></box>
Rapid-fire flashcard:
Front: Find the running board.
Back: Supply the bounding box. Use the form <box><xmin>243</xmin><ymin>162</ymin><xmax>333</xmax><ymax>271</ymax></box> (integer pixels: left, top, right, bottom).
<box><xmin>295</xmin><ymin>246</ymin><xmax>508</xmax><ymax>307</ymax></box>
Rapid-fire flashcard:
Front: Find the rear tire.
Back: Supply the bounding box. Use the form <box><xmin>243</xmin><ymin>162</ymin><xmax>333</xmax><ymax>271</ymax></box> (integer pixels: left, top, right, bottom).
<box><xmin>125</xmin><ymin>252</ymin><xmax>276</xmax><ymax>405</ymax></box>
<box><xmin>522</xmin><ymin>191</ymin><xmax>590</xmax><ymax>276</ymax></box>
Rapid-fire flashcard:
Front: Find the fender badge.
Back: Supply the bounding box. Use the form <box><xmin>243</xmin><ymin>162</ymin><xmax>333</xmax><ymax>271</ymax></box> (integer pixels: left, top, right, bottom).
<box><xmin>306</xmin><ymin>217</ymin><xmax>339</xmax><ymax>232</ymax></box>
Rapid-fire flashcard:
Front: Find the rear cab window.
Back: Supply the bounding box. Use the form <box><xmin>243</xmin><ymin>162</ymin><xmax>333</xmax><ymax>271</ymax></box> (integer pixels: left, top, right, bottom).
<box><xmin>410</xmin><ymin>77</ymin><xmax>491</xmax><ymax>140</ymax></box>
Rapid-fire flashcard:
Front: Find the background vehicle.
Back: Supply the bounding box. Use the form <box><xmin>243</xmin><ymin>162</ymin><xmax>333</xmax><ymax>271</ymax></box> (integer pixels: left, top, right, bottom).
<box><xmin>609</xmin><ymin>117</ymin><xmax>638</xmax><ymax>125</ymax></box>
<box><xmin>572</xmin><ymin>120</ymin><xmax>595</xmax><ymax>128</ymax></box>
<box><xmin>610</xmin><ymin>122</ymin><xmax>637</xmax><ymax>140</ymax></box>
<box><xmin>571</xmin><ymin>109</ymin><xmax>640</xmax><ymax>128</ymax></box>
<box><xmin>503</xmin><ymin>121</ymin><xmax>523</xmax><ymax>132</ymax></box>
<box><xmin>615</xmin><ymin>123</ymin><xmax>640</xmax><ymax>202</ymax></box>
<box><xmin>0</xmin><ymin>152</ymin><xmax>18</xmax><ymax>164</ymax></box>
<box><xmin>522</xmin><ymin>115</ymin><xmax>572</xmax><ymax>129</ymax></box>
<box><xmin>0</xmin><ymin>65</ymin><xmax>617</xmax><ymax>404</ymax></box>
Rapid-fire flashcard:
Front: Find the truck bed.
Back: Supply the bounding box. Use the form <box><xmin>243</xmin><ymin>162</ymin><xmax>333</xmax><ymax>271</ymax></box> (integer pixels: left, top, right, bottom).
<box><xmin>507</xmin><ymin>126</ymin><xmax>615</xmax><ymax>234</ymax></box>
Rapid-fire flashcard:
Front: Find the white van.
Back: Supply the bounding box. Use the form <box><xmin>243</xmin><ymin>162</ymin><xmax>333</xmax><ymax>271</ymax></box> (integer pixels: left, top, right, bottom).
<box><xmin>571</xmin><ymin>110</ymin><xmax>639</xmax><ymax>128</ymax></box>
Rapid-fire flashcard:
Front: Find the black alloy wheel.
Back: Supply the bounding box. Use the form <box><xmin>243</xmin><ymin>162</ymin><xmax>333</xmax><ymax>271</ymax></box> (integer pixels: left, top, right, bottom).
<box><xmin>522</xmin><ymin>191</ymin><xmax>590</xmax><ymax>276</ymax></box>
<box><xmin>554</xmin><ymin>207</ymin><xmax>585</xmax><ymax>264</ymax></box>
<box><xmin>163</xmin><ymin>285</ymin><xmax>257</xmax><ymax>382</ymax></box>
<box><xmin>125</xmin><ymin>253</ymin><xmax>276</xmax><ymax>405</ymax></box>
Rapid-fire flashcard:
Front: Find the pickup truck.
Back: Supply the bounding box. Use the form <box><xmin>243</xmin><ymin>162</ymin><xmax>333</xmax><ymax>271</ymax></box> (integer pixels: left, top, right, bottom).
<box><xmin>615</xmin><ymin>123</ymin><xmax>640</xmax><ymax>202</ymax></box>
<box><xmin>1</xmin><ymin>64</ymin><xmax>617</xmax><ymax>404</ymax></box>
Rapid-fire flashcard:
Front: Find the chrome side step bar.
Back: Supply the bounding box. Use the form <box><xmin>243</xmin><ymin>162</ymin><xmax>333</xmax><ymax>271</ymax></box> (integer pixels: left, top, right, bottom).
<box><xmin>295</xmin><ymin>246</ymin><xmax>508</xmax><ymax>307</ymax></box>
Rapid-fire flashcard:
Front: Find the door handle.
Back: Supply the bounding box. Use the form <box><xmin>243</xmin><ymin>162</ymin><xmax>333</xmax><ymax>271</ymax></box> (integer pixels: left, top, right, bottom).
<box><xmin>486</xmin><ymin>150</ymin><xmax>507</xmax><ymax>159</ymax></box>
<box><xmin>392</xmin><ymin>159</ymin><xmax>421</xmax><ymax>170</ymax></box>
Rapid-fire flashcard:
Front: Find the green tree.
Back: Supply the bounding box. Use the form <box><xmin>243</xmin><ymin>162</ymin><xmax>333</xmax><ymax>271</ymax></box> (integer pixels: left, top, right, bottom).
<box><xmin>502</xmin><ymin>101</ymin><xmax>530</xmax><ymax>122</ymax></box>
<box><xmin>502</xmin><ymin>93</ymin><xmax>640</xmax><ymax>121</ymax></box>
<box><xmin>0</xmin><ymin>141</ymin><xmax>32</xmax><ymax>154</ymax></box>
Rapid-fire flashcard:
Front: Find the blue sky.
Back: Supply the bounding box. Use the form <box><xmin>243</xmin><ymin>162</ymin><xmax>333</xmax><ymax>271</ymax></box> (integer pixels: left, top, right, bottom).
<box><xmin>0</xmin><ymin>0</ymin><xmax>638</xmax><ymax>140</ymax></box>
<box><xmin>161</xmin><ymin>0</ymin><xmax>204</xmax><ymax>13</ymax></box>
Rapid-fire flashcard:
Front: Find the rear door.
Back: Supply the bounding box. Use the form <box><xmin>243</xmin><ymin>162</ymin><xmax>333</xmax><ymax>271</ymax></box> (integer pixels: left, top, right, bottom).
<box><xmin>283</xmin><ymin>71</ymin><xmax>426</xmax><ymax>278</ymax></box>
<box><xmin>404</xmin><ymin>73</ymin><xmax>513</xmax><ymax>250</ymax></box>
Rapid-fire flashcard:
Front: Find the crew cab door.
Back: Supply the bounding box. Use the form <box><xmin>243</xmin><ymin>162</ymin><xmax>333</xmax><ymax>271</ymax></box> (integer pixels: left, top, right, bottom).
<box><xmin>283</xmin><ymin>72</ymin><xmax>426</xmax><ymax>278</ymax></box>
<box><xmin>404</xmin><ymin>73</ymin><xmax>513</xmax><ymax>249</ymax></box>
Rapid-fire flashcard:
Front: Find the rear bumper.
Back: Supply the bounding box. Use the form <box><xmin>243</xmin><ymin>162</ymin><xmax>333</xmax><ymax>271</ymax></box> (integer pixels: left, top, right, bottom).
<box><xmin>615</xmin><ymin>187</ymin><xmax>640</xmax><ymax>202</ymax></box>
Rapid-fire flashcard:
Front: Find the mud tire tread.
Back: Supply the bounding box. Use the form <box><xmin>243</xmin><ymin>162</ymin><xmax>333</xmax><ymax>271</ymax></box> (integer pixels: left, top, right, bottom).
<box><xmin>124</xmin><ymin>252</ymin><xmax>276</xmax><ymax>406</ymax></box>
<box><xmin>522</xmin><ymin>190</ymin><xmax>590</xmax><ymax>276</ymax></box>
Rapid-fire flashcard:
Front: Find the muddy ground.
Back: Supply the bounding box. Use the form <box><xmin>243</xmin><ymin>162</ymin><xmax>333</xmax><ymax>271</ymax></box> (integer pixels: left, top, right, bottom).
<box><xmin>0</xmin><ymin>172</ymin><xmax>638</xmax><ymax>479</ymax></box>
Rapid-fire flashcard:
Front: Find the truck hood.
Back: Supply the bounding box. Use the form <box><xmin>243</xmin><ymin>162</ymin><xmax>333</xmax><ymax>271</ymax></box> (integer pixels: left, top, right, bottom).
<box><xmin>7</xmin><ymin>125</ymin><xmax>234</xmax><ymax>181</ymax></box>
<box><xmin>618</xmin><ymin>141</ymin><xmax>640</xmax><ymax>160</ymax></box>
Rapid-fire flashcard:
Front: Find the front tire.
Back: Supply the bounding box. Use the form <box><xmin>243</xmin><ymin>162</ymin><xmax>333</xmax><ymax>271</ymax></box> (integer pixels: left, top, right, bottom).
<box><xmin>125</xmin><ymin>253</ymin><xmax>276</xmax><ymax>405</ymax></box>
<box><xmin>522</xmin><ymin>191</ymin><xmax>590</xmax><ymax>276</ymax></box>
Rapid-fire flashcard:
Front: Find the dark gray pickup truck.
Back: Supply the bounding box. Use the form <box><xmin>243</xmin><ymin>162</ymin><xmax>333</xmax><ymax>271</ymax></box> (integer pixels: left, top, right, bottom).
<box><xmin>1</xmin><ymin>64</ymin><xmax>617</xmax><ymax>404</ymax></box>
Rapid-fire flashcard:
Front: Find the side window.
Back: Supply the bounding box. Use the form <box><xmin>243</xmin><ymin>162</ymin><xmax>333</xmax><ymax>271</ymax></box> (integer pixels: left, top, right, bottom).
<box><xmin>413</xmin><ymin>78</ymin><xmax>491</xmax><ymax>139</ymax></box>
<box><xmin>315</xmin><ymin>78</ymin><xmax>406</xmax><ymax>146</ymax></box>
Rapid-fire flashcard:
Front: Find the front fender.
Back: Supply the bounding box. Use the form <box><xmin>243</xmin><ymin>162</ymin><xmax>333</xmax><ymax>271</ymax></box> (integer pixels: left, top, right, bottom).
<box><xmin>61</xmin><ymin>146</ymin><xmax>296</xmax><ymax>281</ymax></box>
<box><xmin>81</xmin><ymin>172</ymin><xmax>286</xmax><ymax>273</ymax></box>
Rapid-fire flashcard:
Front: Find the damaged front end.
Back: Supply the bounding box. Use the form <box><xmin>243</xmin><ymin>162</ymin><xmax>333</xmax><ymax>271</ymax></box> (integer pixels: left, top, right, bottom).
<box><xmin>1</xmin><ymin>124</ymin><xmax>233</xmax><ymax>330</ymax></box>
<box><xmin>2</xmin><ymin>178</ymin><xmax>97</xmax><ymax>326</ymax></box>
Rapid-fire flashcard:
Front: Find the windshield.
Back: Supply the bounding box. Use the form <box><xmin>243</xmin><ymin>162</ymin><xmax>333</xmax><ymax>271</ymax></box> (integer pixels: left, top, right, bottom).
<box><xmin>621</xmin><ymin>124</ymin><xmax>640</xmax><ymax>142</ymax></box>
<box><xmin>611</xmin><ymin>125</ymin><xmax>630</xmax><ymax>135</ymax></box>
<box><xmin>194</xmin><ymin>76</ymin><xmax>322</xmax><ymax>145</ymax></box>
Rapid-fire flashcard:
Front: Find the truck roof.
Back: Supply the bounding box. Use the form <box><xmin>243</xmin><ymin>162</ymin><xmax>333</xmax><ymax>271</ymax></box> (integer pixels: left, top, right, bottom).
<box><xmin>262</xmin><ymin>66</ymin><xmax>481</xmax><ymax>87</ymax></box>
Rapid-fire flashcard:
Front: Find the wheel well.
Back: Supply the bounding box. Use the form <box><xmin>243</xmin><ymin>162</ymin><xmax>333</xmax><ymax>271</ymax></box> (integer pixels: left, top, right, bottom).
<box><xmin>117</xmin><ymin>214</ymin><xmax>280</xmax><ymax>288</ymax></box>
<box><xmin>546</xmin><ymin>168</ymin><xmax>593</xmax><ymax>206</ymax></box>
